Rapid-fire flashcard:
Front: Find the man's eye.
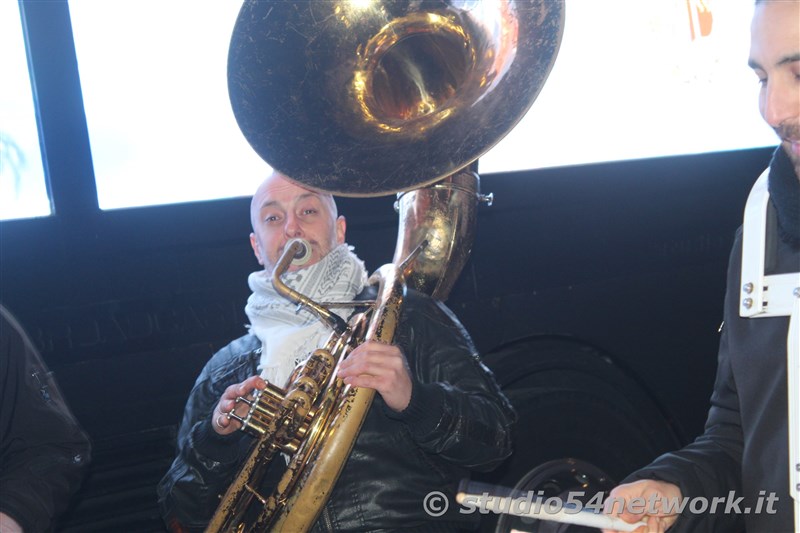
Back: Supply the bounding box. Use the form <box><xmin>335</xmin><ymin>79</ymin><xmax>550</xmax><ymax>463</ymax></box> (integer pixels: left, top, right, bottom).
<box><xmin>302</xmin><ymin>208</ymin><xmax>317</xmax><ymax>215</ymax></box>
<box><xmin>265</xmin><ymin>215</ymin><xmax>280</xmax><ymax>223</ymax></box>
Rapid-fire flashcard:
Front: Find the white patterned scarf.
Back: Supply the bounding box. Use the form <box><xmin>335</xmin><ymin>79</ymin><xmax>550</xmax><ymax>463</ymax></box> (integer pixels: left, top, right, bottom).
<box><xmin>244</xmin><ymin>243</ymin><xmax>368</xmax><ymax>388</ymax></box>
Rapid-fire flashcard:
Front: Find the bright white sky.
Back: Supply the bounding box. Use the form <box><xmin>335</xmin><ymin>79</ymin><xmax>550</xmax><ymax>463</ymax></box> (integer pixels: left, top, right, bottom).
<box><xmin>480</xmin><ymin>0</ymin><xmax>776</xmax><ymax>171</ymax></box>
<box><xmin>1</xmin><ymin>0</ymin><xmax>778</xmax><ymax>217</ymax></box>
<box><xmin>0</xmin><ymin>1</ymin><xmax>49</xmax><ymax>220</ymax></box>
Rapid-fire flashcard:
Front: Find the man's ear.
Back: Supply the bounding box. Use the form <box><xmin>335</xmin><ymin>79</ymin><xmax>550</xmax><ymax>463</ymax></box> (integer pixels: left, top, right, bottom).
<box><xmin>250</xmin><ymin>233</ymin><xmax>264</xmax><ymax>265</ymax></box>
<box><xmin>336</xmin><ymin>216</ymin><xmax>346</xmax><ymax>244</ymax></box>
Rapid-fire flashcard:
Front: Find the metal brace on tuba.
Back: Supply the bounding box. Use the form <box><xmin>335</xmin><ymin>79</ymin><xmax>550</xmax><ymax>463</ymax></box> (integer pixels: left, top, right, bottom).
<box><xmin>207</xmin><ymin>1</ymin><xmax>564</xmax><ymax>531</ymax></box>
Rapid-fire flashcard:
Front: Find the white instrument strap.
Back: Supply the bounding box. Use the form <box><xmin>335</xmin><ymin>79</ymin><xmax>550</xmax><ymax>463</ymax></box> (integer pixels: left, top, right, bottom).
<box><xmin>740</xmin><ymin>169</ymin><xmax>800</xmax><ymax>531</ymax></box>
<box><xmin>790</xmin><ymin>298</ymin><xmax>800</xmax><ymax>533</ymax></box>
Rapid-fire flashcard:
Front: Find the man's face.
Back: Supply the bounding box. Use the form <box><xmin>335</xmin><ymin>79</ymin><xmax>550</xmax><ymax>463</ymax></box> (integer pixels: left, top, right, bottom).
<box><xmin>249</xmin><ymin>173</ymin><xmax>346</xmax><ymax>273</ymax></box>
<box><xmin>749</xmin><ymin>0</ymin><xmax>800</xmax><ymax>175</ymax></box>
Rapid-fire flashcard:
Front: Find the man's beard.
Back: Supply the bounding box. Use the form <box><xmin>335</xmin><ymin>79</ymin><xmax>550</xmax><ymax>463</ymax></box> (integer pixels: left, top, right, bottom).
<box><xmin>775</xmin><ymin>121</ymin><xmax>800</xmax><ymax>178</ymax></box>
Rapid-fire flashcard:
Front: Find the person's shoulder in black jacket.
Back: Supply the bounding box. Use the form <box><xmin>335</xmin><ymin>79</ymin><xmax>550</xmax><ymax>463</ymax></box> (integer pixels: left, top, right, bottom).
<box><xmin>0</xmin><ymin>305</ymin><xmax>91</xmax><ymax>533</ymax></box>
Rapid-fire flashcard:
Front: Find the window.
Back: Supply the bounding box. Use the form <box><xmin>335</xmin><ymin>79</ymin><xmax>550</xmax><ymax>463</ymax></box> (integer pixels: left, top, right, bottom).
<box><xmin>68</xmin><ymin>0</ymin><xmax>268</xmax><ymax>210</ymax></box>
<box><xmin>0</xmin><ymin>1</ymin><xmax>50</xmax><ymax>221</ymax></box>
<box><xmin>480</xmin><ymin>0</ymin><xmax>777</xmax><ymax>172</ymax></box>
<box><xmin>66</xmin><ymin>0</ymin><xmax>777</xmax><ymax>212</ymax></box>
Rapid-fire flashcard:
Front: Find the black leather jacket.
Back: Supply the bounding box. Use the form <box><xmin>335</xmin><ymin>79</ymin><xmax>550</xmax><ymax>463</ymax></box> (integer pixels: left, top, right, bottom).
<box><xmin>157</xmin><ymin>289</ymin><xmax>515</xmax><ymax>532</ymax></box>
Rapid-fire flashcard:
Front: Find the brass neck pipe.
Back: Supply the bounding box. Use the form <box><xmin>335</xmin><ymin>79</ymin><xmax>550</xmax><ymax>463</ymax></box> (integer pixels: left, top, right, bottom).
<box><xmin>271</xmin><ymin>239</ymin><xmax>348</xmax><ymax>335</ymax></box>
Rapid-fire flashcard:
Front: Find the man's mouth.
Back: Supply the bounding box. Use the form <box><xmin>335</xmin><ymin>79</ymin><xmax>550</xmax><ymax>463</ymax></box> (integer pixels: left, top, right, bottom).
<box><xmin>788</xmin><ymin>139</ymin><xmax>800</xmax><ymax>157</ymax></box>
<box><xmin>775</xmin><ymin>122</ymin><xmax>800</xmax><ymax>156</ymax></box>
<box><xmin>280</xmin><ymin>241</ymin><xmax>315</xmax><ymax>255</ymax></box>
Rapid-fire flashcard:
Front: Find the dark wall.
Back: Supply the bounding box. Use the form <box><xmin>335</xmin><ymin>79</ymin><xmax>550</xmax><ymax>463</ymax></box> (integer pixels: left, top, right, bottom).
<box><xmin>456</xmin><ymin>148</ymin><xmax>773</xmax><ymax>440</ymax></box>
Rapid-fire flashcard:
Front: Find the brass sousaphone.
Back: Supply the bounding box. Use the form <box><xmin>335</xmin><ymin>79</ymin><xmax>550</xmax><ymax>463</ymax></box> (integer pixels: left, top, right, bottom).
<box><xmin>209</xmin><ymin>1</ymin><xmax>564</xmax><ymax>531</ymax></box>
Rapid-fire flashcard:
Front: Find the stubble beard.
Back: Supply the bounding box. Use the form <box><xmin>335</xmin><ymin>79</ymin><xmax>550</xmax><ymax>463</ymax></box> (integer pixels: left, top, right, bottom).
<box><xmin>776</xmin><ymin>121</ymin><xmax>800</xmax><ymax>179</ymax></box>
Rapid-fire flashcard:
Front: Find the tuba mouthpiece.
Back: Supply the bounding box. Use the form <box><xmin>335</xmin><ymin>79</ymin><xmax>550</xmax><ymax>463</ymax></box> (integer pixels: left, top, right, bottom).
<box><xmin>288</xmin><ymin>238</ymin><xmax>312</xmax><ymax>267</ymax></box>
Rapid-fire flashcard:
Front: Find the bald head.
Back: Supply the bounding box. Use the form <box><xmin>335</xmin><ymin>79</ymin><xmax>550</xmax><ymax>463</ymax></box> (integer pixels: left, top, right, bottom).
<box><xmin>248</xmin><ymin>171</ymin><xmax>346</xmax><ymax>273</ymax></box>
<box><xmin>250</xmin><ymin>171</ymin><xmax>338</xmax><ymax>232</ymax></box>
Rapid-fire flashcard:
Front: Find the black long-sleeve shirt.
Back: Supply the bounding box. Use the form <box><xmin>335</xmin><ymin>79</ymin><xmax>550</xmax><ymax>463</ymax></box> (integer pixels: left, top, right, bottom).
<box><xmin>625</xmin><ymin>148</ymin><xmax>799</xmax><ymax>532</ymax></box>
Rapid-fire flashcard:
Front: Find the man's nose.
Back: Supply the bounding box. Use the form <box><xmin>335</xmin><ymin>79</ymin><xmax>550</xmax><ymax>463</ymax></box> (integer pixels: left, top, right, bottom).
<box><xmin>763</xmin><ymin>82</ymin><xmax>800</xmax><ymax>129</ymax></box>
<box><xmin>284</xmin><ymin>213</ymin><xmax>303</xmax><ymax>237</ymax></box>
